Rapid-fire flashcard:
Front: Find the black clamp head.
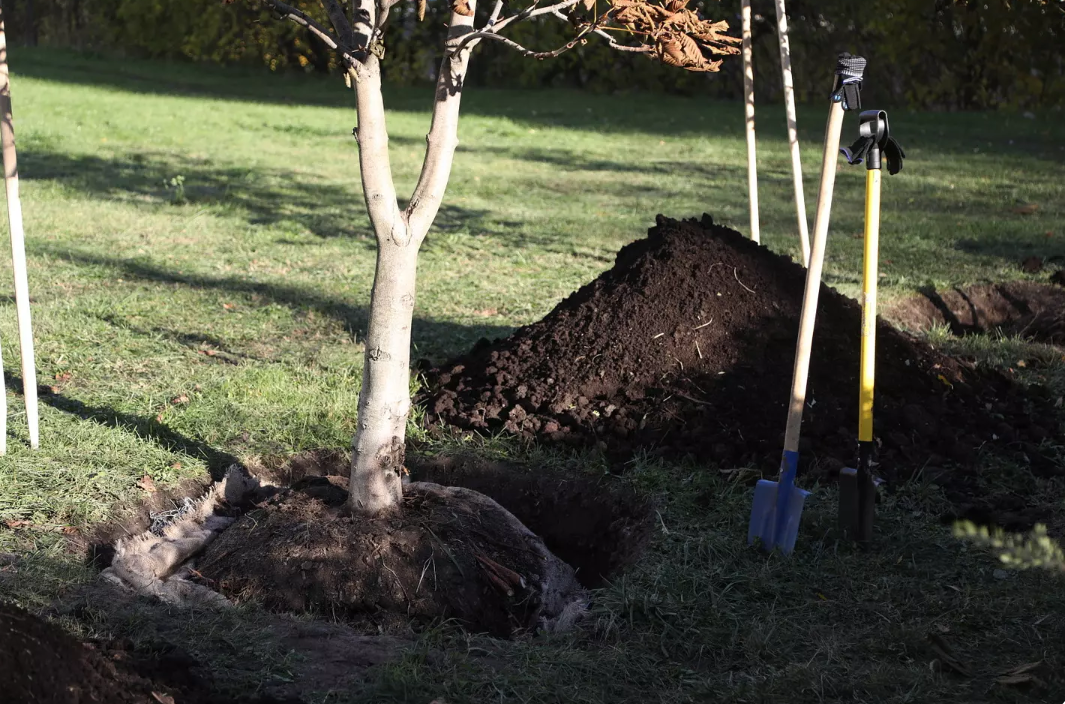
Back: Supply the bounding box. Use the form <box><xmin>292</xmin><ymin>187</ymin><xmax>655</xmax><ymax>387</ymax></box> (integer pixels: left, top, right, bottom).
<box><xmin>841</xmin><ymin>109</ymin><xmax>907</xmax><ymax>175</ymax></box>
<box><xmin>832</xmin><ymin>52</ymin><xmax>866</xmax><ymax>111</ymax></box>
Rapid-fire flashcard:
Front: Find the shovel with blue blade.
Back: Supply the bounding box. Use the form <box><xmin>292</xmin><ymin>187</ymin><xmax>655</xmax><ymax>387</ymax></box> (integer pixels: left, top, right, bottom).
<box><xmin>748</xmin><ymin>53</ymin><xmax>867</xmax><ymax>554</ymax></box>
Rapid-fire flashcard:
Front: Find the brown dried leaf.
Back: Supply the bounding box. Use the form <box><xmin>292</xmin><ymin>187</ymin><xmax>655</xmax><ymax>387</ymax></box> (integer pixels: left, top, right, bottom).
<box><xmin>4</xmin><ymin>519</ymin><xmax>32</xmax><ymax>529</ymax></box>
<box><xmin>171</xmin><ymin>394</ymin><xmax>189</xmax><ymax>405</ymax></box>
<box><xmin>659</xmin><ymin>36</ymin><xmax>685</xmax><ymax>65</ymax></box>
<box><xmin>452</xmin><ymin>0</ymin><xmax>474</xmax><ymax>16</ymax></box>
<box><xmin>676</xmin><ymin>32</ymin><xmax>702</xmax><ymax>63</ymax></box>
<box><xmin>137</xmin><ymin>475</ymin><xmax>158</xmax><ymax>493</ymax></box>
<box><xmin>1011</xmin><ymin>203</ymin><xmax>1039</xmax><ymax>215</ymax></box>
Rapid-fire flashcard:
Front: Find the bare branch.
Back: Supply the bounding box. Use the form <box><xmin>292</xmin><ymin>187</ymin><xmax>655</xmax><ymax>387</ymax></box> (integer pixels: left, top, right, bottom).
<box><xmin>374</xmin><ymin>0</ymin><xmax>405</xmax><ymax>36</ymax></box>
<box><xmin>548</xmin><ymin>8</ymin><xmax>653</xmax><ymax>53</ymax></box>
<box><xmin>456</xmin><ymin>27</ymin><xmax>595</xmax><ymax>58</ymax></box>
<box><xmin>260</xmin><ymin>0</ymin><xmax>361</xmax><ymax>63</ymax></box>
<box><xmin>492</xmin><ymin>0</ymin><xmax>582</xmax><ymax>31</ymax></box>
<box><xmin>405</xmin><ymin>0</ymin><xmax>480</xmax><ymax>239</ymax></box>
<box><xmin>321</xmin><ymin>0</ymin><xmax>356</xmax><ymax>45</ymax></box>
<box><xmin>485</xmin><ymin>0</ymin><xmax>505</xmax><ymax>27</ymax></box>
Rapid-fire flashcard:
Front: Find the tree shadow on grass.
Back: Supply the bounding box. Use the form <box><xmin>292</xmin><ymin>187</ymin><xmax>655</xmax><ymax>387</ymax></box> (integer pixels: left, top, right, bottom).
<box><xmin>20</xmin><ymin>149</ymin><xmax>498</xmax><ymax>242</ymax></box>
<box><xmin>4</xmin><ymin>374</ymin><xmax>238</xmax><ymax>480</ymax></box>
<box><xmin>33</xmin><ymin>243</ymin><xmax>513</xmax><ymax>362</ymax></box>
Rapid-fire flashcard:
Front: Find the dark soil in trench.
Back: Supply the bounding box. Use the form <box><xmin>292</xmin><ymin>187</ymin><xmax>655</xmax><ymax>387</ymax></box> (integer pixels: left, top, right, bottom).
<box><xmin>0</xmin><ymin>600</ymin><xmax>293</xmax><ymax>704</ymax></box>
<box><xmin>421</xmin><ymin>215</ymin><xmax>1063</xmax><ymax>523</ymax></box>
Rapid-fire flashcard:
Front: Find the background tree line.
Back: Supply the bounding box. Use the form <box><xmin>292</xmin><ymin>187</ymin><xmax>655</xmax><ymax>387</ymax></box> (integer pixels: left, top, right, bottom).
<box><xmin>4</xmin><ymin>0</ymin><xmax>1063</xmax><ymax>109</ymax></box>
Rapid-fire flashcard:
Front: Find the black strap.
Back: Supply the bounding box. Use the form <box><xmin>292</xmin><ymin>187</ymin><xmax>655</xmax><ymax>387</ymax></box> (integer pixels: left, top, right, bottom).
<box><xmin>841</xmin><ymin>110</ymin><xmax>907</xmax><ymax>175</ymax></box>
<box><xmin>832</xmin><ymin>52</ymin><xmax>867</xmax><ymax>111</ymax></box>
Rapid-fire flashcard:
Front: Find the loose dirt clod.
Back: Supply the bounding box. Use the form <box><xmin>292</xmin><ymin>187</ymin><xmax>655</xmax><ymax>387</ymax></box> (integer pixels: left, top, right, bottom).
<box><xmin>422</xmin><ymin>215</ymin><xmax>1061</xmax><ymax>516</ymax></box>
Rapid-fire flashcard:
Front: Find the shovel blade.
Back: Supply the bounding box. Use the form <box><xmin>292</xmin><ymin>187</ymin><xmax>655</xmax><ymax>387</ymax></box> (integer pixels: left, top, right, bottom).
<box><xmin>747</xmin><ymin>479</ymin><xmax>810</xmax><ymax>554</ymax></box>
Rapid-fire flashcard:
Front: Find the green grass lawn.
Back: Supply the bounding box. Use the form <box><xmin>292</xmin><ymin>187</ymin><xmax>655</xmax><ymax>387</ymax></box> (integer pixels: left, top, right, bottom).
<box><xmin>0</xmin><ymin>47</ymin><xmax>1063</xmax><ymax>703</ymax></box>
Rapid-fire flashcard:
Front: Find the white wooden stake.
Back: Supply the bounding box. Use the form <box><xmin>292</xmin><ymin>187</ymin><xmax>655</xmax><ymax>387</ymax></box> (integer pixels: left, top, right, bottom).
<box><xmin>774</xmin><ymin>0</ymin><xmax>810</xmax><ymax>266</ymax></box>
<box><xmin>741</xmin><ymin>0</ymin><xmax>759</xmax><ymax>243</ymax></box>
<box><xmin>0</xmin><ymin>16</ymin><xmax>39</xmax><ymax>451</ymax></box>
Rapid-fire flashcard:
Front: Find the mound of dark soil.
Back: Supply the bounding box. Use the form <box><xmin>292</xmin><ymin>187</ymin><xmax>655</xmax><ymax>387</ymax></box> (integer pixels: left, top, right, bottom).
<box><xmin>0</xmin><ymin>601</ymin><xmax>289</xmax><ymax>704</ymax></box>
<box><xmin>197</xmin><ymin>477</ymin><xmax>585</xmax><ymax>638</ymax></box>
<box><xmin>422</xmin><ymin>215</ymin><xmax>1061</xmax><ymax>500</ymax></box>
<box><xmin>885</xmin><ymin>282</ymin><xmax>1065</xmax><ymax>345</ymax></box>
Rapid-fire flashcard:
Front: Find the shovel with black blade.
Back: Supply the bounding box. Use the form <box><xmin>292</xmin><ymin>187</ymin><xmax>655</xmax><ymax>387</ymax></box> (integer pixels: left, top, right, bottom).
<box><xmin>838</xmin><ymin>109</ymin><xmax>906</xmax><ymax>544</ymax></box>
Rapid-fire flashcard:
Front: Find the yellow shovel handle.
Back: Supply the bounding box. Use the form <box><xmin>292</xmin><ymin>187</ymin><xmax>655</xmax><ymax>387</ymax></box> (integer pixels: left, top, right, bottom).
<box><xmin>859</xmin><ymin>169</ymin><xmax>881</xmax><ymax>443</ymax></box>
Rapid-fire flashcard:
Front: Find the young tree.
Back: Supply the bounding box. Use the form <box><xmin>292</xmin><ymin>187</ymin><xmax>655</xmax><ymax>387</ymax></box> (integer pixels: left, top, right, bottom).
<box><xmin>244</xmin><ymin>0</ymin><xmax>739</xmax><ymax>514</ymax></box>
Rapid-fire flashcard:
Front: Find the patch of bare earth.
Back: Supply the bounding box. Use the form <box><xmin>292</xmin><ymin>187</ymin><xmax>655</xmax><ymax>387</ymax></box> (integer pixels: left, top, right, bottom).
<box><xmin>885</xmin><ymin>281</ymin><xmax>1065</xmax><ymax>345</ymax></box>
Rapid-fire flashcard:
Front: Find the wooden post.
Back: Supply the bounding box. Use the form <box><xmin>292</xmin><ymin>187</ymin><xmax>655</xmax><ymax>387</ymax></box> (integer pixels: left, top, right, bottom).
<box><xmin>741</xmin><ymin>0</ymin><xmax>759</xmax><ymax>243</ymax></box>
<box><xmin>0</xmin><ymin>13</ymin><xmax>39</xmax><ymax>451</ymax></box>
<box><xmin>774</xmin><ymin>0</ymin><xmax>810</xmax><ymax>265</ymax></box>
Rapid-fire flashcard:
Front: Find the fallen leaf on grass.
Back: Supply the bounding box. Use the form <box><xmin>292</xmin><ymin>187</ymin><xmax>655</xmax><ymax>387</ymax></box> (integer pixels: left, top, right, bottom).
<box><xmin>4</xmin><ymin>519</ymin><xmax>32</xmax><ymax>529</ymax></box>
<box><xmin>222</xmin><ymin>302</ymin><xmax>235</xmax><ymax>310</ymax></box>
<box><xmin>1011</xmin><ymin>203</ymin><xmax>1039</xmax><ymax>215</ymax></box>
<box><xmin>170</xmin><ymin>462</ymin><xmax>183</xmax><ymax>470</ymax></box>
<box><xmin>137</xmin><ymin>475</ymin><xmax>158</xmax><ymax>493</ymax></box>
<box><xmin>171</xmin><ymin>394</ymin><xmax>189</xmax><ymax>405</ymax></box>
<box><xmin>62</xmin><ymin>526</ymin><xmax>79</xmax><ymax>535</ymax></box>
<box><xmin>202</xmin><ymin>350</ymin><xmax>218</xmax><ymax>357</ymax></box>
<box><xmin>54</xmin><ymin>372</ymin><xmax>72</xmax><ymax>382</ymax></box>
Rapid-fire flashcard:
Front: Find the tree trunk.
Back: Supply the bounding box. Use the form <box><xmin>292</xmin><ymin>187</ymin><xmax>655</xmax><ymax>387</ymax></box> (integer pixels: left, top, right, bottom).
<box><xmin>348</xmin><ymin>236</ymin><xmax>418</xmax><ymax>513</ymax></box>
<box><xmin>346</xmin><ymin>4</ymin><xmax>475</xmax><ymax>513</ymax></box>
<box><xmin>347</xmin><ymin>55</ymin><xmax>410</xmax><ymax>514</ymax></box>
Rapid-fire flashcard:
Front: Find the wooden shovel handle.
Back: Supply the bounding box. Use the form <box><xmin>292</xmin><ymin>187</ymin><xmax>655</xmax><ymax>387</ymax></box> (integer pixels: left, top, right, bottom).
<box><xmin>782</xmin><ymin>100</ymin><xmax>845</xmax><ymax>454</ymax></box>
